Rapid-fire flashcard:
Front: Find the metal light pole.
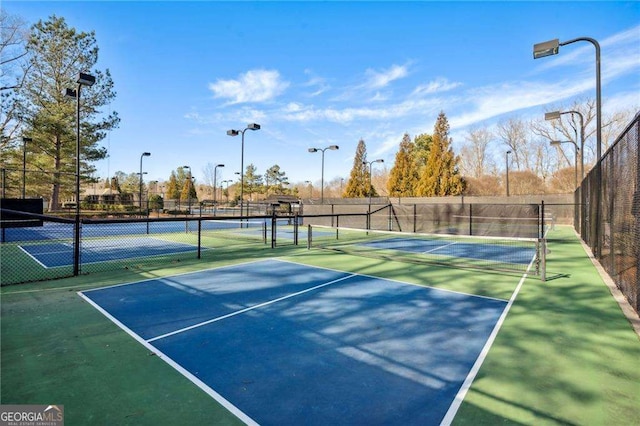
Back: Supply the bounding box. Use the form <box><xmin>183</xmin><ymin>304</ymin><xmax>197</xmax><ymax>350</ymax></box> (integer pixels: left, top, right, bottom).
<box><xmin>183</xmin><ymin>165</ymin><xmax>191</xmax><ymax>215</ymax></box>
<box><xmin>363</xmin><ymin>159</ymin><xmax>384</xmax><ymax>204</ymax></box>
<box><xmin>227</xmin><ymin>123</ymin><xmax>261</xmax><ymax>219</ymax></box>
<box><xmin>22</xmin><ymin>137</ymin><xmax>32</xmax><ymax>198</ymax></box>
<box><xmin>308</xmin><ymin>145</ymin><xmax>339</xmax><ymax>204</ymax></box>
<box><xmin>222</xmin><ymin>179</ymin><xmax>231</xmax><ymax>203</ymax></box>
<box><xmin>304</xmin><ymin>180</ymin><xmax>312</xmax><ymax>199</ymax></box>
<box><xmin>545</xmin><ymin>110</ymin><xmax>585</xmax><ymax>181</ymax></box>
<box><xmin>139</xmin><ymin>152</ymin><xmax>151</xmax><ymax>212</ymax></box>
<box><xmin>550</xmin><ymin>140</ymin><xmax>579</xmax><ymax>189</ymax></box>
<box><xmin>65</xmin><ymin>72</ymin><xmax>95</xmax><ymax>276</ymax></box>
<box><xmin>213</xmin><ymin>163</ymin><xmax>224</xmax><ymax>215</ymax></box>
<box><xmin>534</xmin><ymin>36</ymin><xmax>602</xmax><ymax>255</ymax></box>
<box><xmin>505</xmin><ymin>150</ymin><xmax>512</xmax><ymax>197</ymax></box>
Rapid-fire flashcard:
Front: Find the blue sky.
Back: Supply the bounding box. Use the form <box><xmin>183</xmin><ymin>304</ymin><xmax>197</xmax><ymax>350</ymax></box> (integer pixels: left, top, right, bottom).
<box><xmin>5</xmin><ymin>1</ymin><xmax>640</xmax><ymax>187</ymax></box>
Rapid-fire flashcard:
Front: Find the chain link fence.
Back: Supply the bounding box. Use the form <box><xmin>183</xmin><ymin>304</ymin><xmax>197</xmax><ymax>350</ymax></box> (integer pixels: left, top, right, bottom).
<box><xmin>576</xmin><ymin>111</ymin><xmax>639</xmax><ymax>313</ymax></box>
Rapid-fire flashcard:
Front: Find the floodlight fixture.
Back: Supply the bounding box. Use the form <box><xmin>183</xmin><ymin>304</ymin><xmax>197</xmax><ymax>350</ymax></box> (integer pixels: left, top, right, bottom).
<box><xmin>65</xmin><ymin>88</ymin><xmax>77</xmax><ymax>98</ymax></box>
<box><xmin>544</xmin><ymin>111</ymin><xmax>562</xmax><ymax>121</ymax></box>
<box><xmin>77</xmin><ymin>72</ymin><xmax>96</xmax><ymax>87</ymax></box>
<box><xmin>533</xmin><ymin>39</ymin><xmax>560</xmax><ymax>59</ymax></box>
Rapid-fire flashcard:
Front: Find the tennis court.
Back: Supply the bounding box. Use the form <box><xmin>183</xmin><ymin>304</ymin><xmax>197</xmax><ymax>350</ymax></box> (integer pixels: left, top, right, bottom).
<box><xmin>79</xmin><ymin>259</ymin><xmax>510</xmax><ymax>425</ymax></box>
<box><xmin>19</xmin><ymin>236</ymin><xmax>202</xmax><ymax>268</ymax></box>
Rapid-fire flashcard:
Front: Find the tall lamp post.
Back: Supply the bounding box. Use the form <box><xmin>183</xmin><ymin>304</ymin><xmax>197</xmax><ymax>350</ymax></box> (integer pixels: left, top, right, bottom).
<box><xmin>22</xmin><ymin>137</ymin><xmax>32</xmax><ymax>198</ymax></box>
<box><xmin>139</xmin><ymin>152</ymin><xmax>151</xmax><ymax>212</ymax></box>
<box><xmin>534</xmin><ymin>36</ymin><xmax>602</xmax><ymax>256</ymax></box>
<box><xmin>308</xmin><ymin>145</ymin><xmax>339</xmax><ymax>204</ymax></box>
<box><xmin>363</xmin><ymin>159</ymin><xmax>384</xmax><ymax>204</ymax></box>
<box><xmin>183</xmin><ymin>165</ymin><xmax>191</xmax><ymax>215</ymax></box>
<box><xmin>545</xmin><ymin>110</ymin><xmax>585</xmax><ymax>180</ymax></box>
<box><xmin>222</xmin><ymin>179</ymin><xmax>232</xmax><ymax>203</ymax></box>
<box><xmin>226</xmin><ymin>123</ymin><xmax>261</xmax><ymax>219</ymax></box>
<box><xmin>304</xmin><ymin>180</ymin><xmax>312</xmax><ymax>199</ymax></box>
<box><xmin>213</xmin><ymin>163</ymin><xmax>224</xmax><ymax>215</ymax></box>
<box><xmin>550</xmin><ymin>140</ymin><xmax>579</xmax><ymax>189</ymax></box>
<box><xmin>66</xmin><ymin>72</ymin><xmax>95</xmax><ymax>276</ymax></box>
<box><xmin>505</xmin><ymin>150</ymin><xmax>512</xmax><ymax>197</ymax></box>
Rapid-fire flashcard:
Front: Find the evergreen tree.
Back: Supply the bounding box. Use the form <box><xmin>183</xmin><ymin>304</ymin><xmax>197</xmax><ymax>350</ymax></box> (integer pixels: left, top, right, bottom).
<box><xmin>243</xmin><ymin>164</ymin><xmax>263</xmax><ymax>201</ymax></box>
<box><xmin>416</xmin><ymin>111</ymin><xmax>465</xmax><ymax>196</ymax></box>
<box><xmin>387</xmin><ymin>133</ymin><xmax>418</xmax><ymax>197</ymax></box>
<box><xmin>14</xmin><ymin>16</ymin><xmax>118</xmax><ymax>210</ymax></box>
<box><xmin>344</xmin><ymin>139</ymin><xmax>371</xmax><ymax>198</ymax></box>
<box><xmin>166</xmin><ymin>171</ymin><xmax>180</xmax><ymax>200</ymax></box>
<box><xmin>413</xmin><ymin>133</ymin><xmax>433</xmax><ymax>171</ymax></box>
<box><xmin>180</xmin><ymin>170</ymin><xmax>197</xmax><ymax>204</ymax></box>
<box><xmin>265</xmin><ymin>164</ymin><xmax>289</xmax><ymax>195</ymax></box>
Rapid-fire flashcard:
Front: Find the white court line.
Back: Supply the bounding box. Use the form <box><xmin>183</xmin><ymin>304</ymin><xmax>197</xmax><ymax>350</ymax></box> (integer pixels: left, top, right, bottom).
<box><xmin>77</xmin><ymin>291</ymin><xmax>259</xmax><ymax>426</ymax></box>
<box><xmin>277</xmin><ymin>258</ymin><xmax>509</xmax><ymax>303</ymax></box>
<box><xmin>17</xmin><ymin>244</ymin><xmax>51</xmax><ymax>269</ymax></box>
<box><xmin>439</xmin><ymin>254</ymin><xmax>538</xmax><ymax>425</ymax></box>
<box><xmin>81</xmin><ymin>258</ymin><xmax>282</xmax><ymax>293</ymax></box>
<box><xmin>146</xmin><ymin>273</ymin><xmax>357</xmax><ymax>343</ymax></box>
<box><xmin>422</xmin><ymin>241</ymin><xmax>457</xmax><ymax>254</ymax></box>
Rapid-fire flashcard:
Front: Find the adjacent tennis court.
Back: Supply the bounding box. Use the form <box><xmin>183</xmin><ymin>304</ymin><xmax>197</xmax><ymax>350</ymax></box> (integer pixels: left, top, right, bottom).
<box><xmin>79</xmin><ymin>259</ymin><xmax>511</xmax><ymax>425</ymax></box>
<box><xmin>19</xmin><ymin>236</ymin><xmax>201</xmax><ymax>268</ymax></box>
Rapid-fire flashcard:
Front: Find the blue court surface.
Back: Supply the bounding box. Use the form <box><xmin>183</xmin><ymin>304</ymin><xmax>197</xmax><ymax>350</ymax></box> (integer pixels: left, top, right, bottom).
<box><xmin>20</xmin><ymin>237</ymin><xmax>199</xmax><ymax>268</ymax></box>
<box><xmin>79</xmin><ymin>259</ymin><xmax>508</xmax><ymax>425</ymax></box>
<box><xmin>362</xmin><ymin>237</ymin><xmax>536</xmax><ymax>264</ymax></box>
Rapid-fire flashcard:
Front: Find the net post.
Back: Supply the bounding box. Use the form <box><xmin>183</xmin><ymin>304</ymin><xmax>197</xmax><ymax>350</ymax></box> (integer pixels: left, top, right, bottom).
<box><xmin>262</xmin><ymin>222</ymin><xmax>267</xmax><ymax>244</ymax></box>
<box><xmin>197</xmin><ymin>218</ymin><xmax>202</xmax><ymax>259</ymax></box>
<box><xmin>469</xmin><ymin>204</ymin><xmax>473</xmax><ymax>236</ymax></box>
<box><xmin>293</xmin><ymin>213</ymin><xmax>299</xmax><ymax>246</ymax></box>
<box><xmin>307</xmin><ymin>224</ymin><xmax>312</xmax><ymax>249</ymax></box>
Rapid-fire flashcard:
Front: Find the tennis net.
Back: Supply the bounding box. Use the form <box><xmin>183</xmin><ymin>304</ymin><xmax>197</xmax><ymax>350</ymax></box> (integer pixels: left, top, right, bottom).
<box><xmin>307</xmin><ymin>225</ymin><xmax>546</xmax><ymax>278</ymax></box>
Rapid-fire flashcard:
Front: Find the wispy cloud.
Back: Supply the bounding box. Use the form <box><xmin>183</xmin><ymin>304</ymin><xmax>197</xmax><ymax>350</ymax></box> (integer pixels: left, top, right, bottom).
<box><xmin>363</xmin><ymin>63</ymin><xmax>410</xmax><ymax>89</ymax></box>
<box><xmin>208</xmin><ymin>69</ymin><xmax>289</xmax><ymax>104</ymax></box>
<box><xmin>411</xmin><ymin>77</ymin><xmax>462</xmax><ymax>97</ymax></box>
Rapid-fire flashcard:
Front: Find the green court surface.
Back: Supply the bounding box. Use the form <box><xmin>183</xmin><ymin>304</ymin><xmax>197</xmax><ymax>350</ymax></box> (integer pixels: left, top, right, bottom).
<box><xmin>1</xmin><ymin>226</ymin><xmax>638</xmax><ymax>425</ymax></box>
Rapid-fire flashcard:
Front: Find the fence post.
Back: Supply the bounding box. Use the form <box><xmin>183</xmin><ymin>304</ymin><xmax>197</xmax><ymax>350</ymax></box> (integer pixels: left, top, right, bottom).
<box><xmin>413</xmin><ymin>204</ymin><xmax>417</xmax><ymax>233</ymax></box>
<box><xmin>197</xmin><ymin>218</ymin><xmax>202</xmax><ymax>259</ymax></box>
<box><xmin>73</xmin><ymin>216</ymin><xmax>81</xmax><ymax>275</ymax></box>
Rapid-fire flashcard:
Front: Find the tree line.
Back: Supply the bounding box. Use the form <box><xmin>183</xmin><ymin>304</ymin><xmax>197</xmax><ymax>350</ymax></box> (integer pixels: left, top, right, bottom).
<box><xmin>1</xmin><ymin>13</ymin><xmax>635</xmax><ymax>210</ymax></box>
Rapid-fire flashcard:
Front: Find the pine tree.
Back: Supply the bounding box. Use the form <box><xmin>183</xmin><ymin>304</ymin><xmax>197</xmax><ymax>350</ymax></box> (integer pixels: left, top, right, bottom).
<box><xmin>416</xmin><ymin>111</ymin><xmax>465</xmax><ymax>196</ymax></box>
<box><xmin>344</xmin><ymin>139</ymin><xmax>371</xmax><ymax>198</ymax></box>
<box><xmin>387</xmin><ymin>133</ymin><xmax>418</xmax><ymax>197</ymax></box>
<box><xmin>14</xmin><ymin>16</ymin><xmax>118</xmax><ymax>210</ymax></box>
<box><xmin>243</xmin><ymin>164</ymin><xmax>263</xmax><ymax>201</ymax></box>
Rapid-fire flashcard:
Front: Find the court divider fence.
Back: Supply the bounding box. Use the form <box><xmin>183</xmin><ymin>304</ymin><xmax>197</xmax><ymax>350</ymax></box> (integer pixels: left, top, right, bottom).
<box><xmin>1</xmin><ymin>203</ymin><xmax>547</xmax><ymax>286</ymax></box>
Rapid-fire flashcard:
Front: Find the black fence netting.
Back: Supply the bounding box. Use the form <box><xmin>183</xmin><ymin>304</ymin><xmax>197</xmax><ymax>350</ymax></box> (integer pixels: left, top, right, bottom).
<box><xmin>576</xmin><ymin>111</ymin><xmax>639</xmax><ymax>313</ymax></box>
<box><xmin>0</xmin><ymin>208</ymin><xmax>279</xmax><ymax>285</ymax></box>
